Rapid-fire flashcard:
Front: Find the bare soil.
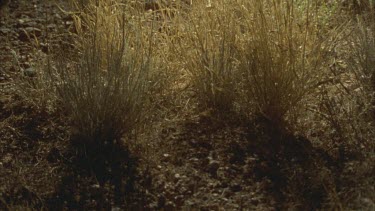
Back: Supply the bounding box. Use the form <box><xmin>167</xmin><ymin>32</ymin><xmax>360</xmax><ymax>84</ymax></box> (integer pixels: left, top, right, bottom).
<box><xmin>0</xmin><ymin>0</ymin><xmax>374</xmax><ymax>210</ymax></box>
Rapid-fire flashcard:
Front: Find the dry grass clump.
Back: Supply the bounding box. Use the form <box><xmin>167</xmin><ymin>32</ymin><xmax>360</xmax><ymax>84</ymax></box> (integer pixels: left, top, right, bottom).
<box><xmin>328</xmin><ymin>10</ymin><xmax>375</xmax><ymax>151</ymax></box>
<box><xmin>297</xmin><ymin>7</ymin><xmax>375</xmax><ymax>209</ymax></box>
<box><xmin>48</xmin><ymin>0</ymin><xmax>159</xmax><ymax>145</ymax></box>
<box><xmin>311</xmin><ymin>9</ymin><xmax>375</xmax><ymax>152</ymax></box>
<box><xmin>350</xmin><ymin>14</ymin><xmax>375</xmax><ymax>100</ymax></box>
<box><xmin>176</xmin><ymin>0</ymin><xmax>333</xmax><ymax>126</ymax></box>
<box><xmin>175</xmin><ymin>0</ymin><xmax>239</xmax><ymax>113</ymax></box>
<box><xmin>236</xmin><ymin>0</ymin><xmax>330</xmax><ymax>127</ymax></box>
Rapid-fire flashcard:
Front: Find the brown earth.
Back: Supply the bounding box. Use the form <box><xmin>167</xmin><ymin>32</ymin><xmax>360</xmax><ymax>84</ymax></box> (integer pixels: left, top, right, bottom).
<box><xmin>0</xmin><ymin>0</ymin><xmax>374</xmax><ymax>210</ymax></box>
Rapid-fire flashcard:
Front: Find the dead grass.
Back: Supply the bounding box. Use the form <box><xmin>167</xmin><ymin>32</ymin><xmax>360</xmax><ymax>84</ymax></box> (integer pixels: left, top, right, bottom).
<box><xmin>172</xmin><ymin>0</ymin><xmax>239</xmax><ymax>113</ymax></box>
<box><xmin>46</xmin><ymin>0</ymin><xmax>161</xmax><ymax>145</ymax></box>
<box><xmin>1</xmin><ymin>0</ymin><xmax>374</xmax><ymax>209</ymax></box>
<box><xmin>236</xmin><ymin>0</ymin><xmax>334</xmax><ymax>128</ymax></box>
<box><xmin>172</xmin><ymin>0</ymin><xmax>338</xmax><ymax>128</ymax></box>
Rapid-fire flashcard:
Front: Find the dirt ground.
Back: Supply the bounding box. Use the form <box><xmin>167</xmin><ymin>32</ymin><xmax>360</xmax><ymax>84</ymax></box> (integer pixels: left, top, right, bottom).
<box><xmin>0</xmin><ymin>0</ymin><xmax>374</xmax><ymax>210</ymax></box>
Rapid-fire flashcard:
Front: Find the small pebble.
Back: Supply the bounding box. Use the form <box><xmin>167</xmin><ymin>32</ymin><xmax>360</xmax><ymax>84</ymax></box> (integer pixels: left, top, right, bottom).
<box><xmin>23</xmin><ymin>67</ymin><xmax>36</xmax><ymax>77</ymax></box>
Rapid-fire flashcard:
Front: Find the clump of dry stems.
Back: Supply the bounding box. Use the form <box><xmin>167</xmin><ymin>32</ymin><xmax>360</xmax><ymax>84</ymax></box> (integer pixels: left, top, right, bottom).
<box><xmin>48</xmin><ymin>0</ymin><xmax>159</xmax><ymax>144</ymax></box>
<box><xmin>177</xmin><ymin>0</ymin><xmax>330</xmax><ymax>127</ymax></box>
<box><xmin>237</xmin><ymin>0</ymin><xmax>330</xmax><ymax>126</ymax></box>
<box><xmin>174</xmin><ymin>0</ymin><xmax>239</xmax><ymax>113</ymax></box>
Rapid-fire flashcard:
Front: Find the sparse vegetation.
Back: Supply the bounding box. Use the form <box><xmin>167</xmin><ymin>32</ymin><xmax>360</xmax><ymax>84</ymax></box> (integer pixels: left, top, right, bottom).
<box><xmin>176</xmin><ymin>0</ymin><xmax>239</xmax><ymax>113</ymax></box>
<box><xmin>51</xmin><ymin>0</ymin><xmax>156</xmax><ymax>145</ymax></box>
<box><xmin>236</xmin><ymin>0</ymin><xmax>331</xmax><ymax>127</ymax></box>
<box><xmin>0</xmin><ymin>0</ymin><xmax>374</xmax><ymax>210</ymax></box>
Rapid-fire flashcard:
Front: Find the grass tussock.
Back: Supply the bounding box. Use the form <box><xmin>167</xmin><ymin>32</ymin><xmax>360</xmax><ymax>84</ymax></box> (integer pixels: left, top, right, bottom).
<box><xmin>350</xmin><ymin>14</ymin><xmax>375</xmax><ymax>97</ymax></box>
<box><xmin>49</xmin><ymin>0</ymin><xmax>158</xmax><ymax>145</ymax></box>
<box><xmin>324</xmin><ymin>11</ymin><xmax>375</xmax><ymax>150</ymax></box>
<box><xmin>237</xmin><ymin>0</ymin><xmax>330</xmax><ymax>127</ymax></box>
<box><xmin>175</xmin><ymin>0</ymin><xmax>239</xmax><ymax>113</ymax></box>
<box><xmin>178</xmin><ymin>0</ymin><xmax>332</xmax><ymax>126</ymax></box>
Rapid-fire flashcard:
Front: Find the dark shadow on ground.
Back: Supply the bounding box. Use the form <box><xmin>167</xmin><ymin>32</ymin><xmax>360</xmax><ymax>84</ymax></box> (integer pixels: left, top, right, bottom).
<box><xmin>46</xmin><ymin>139</ymin><xmax>142</xmax><ymax>210</ymax></box>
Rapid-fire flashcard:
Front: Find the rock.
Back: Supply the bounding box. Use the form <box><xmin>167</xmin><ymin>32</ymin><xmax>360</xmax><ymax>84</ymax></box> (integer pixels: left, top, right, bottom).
<box><xmin>207</xmin><ymin>160</ymin><xmax>220</xmax><ymax>177</ymax></box>
<box><xmin>54</xmin><ymin>13</ymin><xmax>61</xmax><ymax>20</ymax></box>
<box><xmin>40</xmin><ymin>42</ymin><xmax>49</xmax><ymax>53</ymax></box>
<box><xmin>360</xmin><ymin>198</ymin><xmax>374</xmax><ymax>208</ymax></box>
<box><xmin>18</xmin><ymin>17</ymin><xmax>32</xmax><ymax>25</ymax></box>
<box><xmin>0</xmin><ymin>27</ymin><xmax>11</xmax><ymax>35</ymax></box>
<box><xmin>46</xmin><ymin>23</ymin><xmax>56</xmax><ymax>30</ymax></box>
<box><xmin>189</xmin><ymin>157</ymin><xmax>199</xmax><ymax>162</ymax></box>
<box><xmin>111</xmin><ymin>207</ymin><xmax>122</xmax><ymax>211</ymax></box>
<box><xmin>23</xmin><ymin>67</ymin><xmax>36</xmax><ymax>77</ymax></box>
<box><xmin>91</xmin><ymin>184</ymin><xmax>100</xmax><ymax>189</ymax></box>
